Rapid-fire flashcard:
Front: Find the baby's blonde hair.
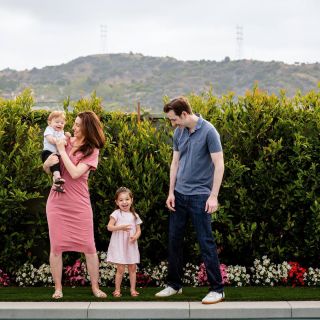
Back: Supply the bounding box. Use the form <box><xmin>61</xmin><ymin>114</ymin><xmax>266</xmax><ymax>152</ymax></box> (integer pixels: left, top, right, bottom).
<box><xmin>48</xmin><ymin>110</ymin><xmax>66</xmax><ymax>124</ymax></box>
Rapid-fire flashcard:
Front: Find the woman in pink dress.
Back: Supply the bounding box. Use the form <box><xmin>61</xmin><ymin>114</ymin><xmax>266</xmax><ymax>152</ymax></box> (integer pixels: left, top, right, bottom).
<box><xmin>43</xmin><ymin>111</ymin><xmax>107</xmax><ymax>299</ymax></box>
<box><xmin>107</xmin><ymin>187</ymin><xmax>142</xmax><ymax>297</ymax></box>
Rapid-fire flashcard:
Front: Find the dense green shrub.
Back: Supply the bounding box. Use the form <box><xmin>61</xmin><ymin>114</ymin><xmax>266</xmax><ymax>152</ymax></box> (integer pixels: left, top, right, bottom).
<box><xmin>188</xmin><ymin>88</ymin><xmax>320</xmax><ymax>266</ymax></box>
<box><xmin>0</xmin><ymin>90</ymin><xmax>50</xmax><ymax>272</ymax></box>
<box><xmin>0</xmin><ymin>88</ymin><xmax>319</xmax><ymax>273</ymax></box>
<box><xmin>91</xmin><ymin>112</ymin><xmax>172</xmax><ymax>265</ymax></box>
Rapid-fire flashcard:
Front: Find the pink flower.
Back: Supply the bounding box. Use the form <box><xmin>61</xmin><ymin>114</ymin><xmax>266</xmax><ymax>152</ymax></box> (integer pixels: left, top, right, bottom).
<box><xmin>220</xmin><ymin>263</ymin><xmax>229</xmax><ymax>285</ymax></box>
<box><xmin>197</xmin><ymin>263</ymin><xmax>228</xmax><ymax>286</ymax></box>
<box><xmin>0</xmin><ymin>269</ymin><xmax>10</xmax><ymax>287</ymax></box>
<box><xmin>64</xmin><ymin>259</ymin><xmax>87</xmax><ymax>286</ymax></box>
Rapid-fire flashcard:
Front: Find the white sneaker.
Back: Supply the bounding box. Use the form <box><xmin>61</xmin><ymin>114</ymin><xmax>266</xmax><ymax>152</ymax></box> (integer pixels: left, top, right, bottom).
<box><xmin>155</xmin><ymin>286</ymin><xmax>182</xmax><ymax>297</ymax></box>
<box><xmin>202</xmin><ymin>291</ymin><xmax>225</xmax><ymax>304</ymax></box>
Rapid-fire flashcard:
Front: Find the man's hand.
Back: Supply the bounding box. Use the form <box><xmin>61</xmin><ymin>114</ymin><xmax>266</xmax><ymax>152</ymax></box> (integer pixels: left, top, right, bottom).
<box><xmin>166</xmin><ymin>193</ymin><xmax>176</xmax><ymax>211</ymax></box>
<box><xmin>205</xmin><ymin>194</ymin><xmax>219</xmax><ymax>213</ymax></box>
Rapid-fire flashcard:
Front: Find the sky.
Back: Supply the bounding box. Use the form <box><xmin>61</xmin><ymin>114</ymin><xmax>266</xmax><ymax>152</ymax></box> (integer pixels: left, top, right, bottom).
<box><xmin>0</xmin><ymin>0</ymin><xmax>319</xmax><ymax>71</ymax></box>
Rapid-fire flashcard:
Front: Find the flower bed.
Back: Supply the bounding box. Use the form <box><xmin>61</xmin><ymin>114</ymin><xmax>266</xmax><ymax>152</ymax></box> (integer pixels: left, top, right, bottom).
<box><xmin>1</xmin><ymin>254</ymin><xmax>319</xmax><ymax>287</ymax></box>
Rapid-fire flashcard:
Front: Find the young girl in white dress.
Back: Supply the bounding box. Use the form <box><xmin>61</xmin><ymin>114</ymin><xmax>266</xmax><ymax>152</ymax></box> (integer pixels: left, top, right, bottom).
<box><xmin>107</xmin><ymin>187</ymin><xmax>142</xmax><ymax>297</ymax></box>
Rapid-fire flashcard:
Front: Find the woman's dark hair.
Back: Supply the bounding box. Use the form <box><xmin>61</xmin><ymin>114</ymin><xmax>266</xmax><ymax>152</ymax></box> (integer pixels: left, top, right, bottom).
<box><xmin>114</xmin><ymin>186</ymin><xmax>138</xmax><ymax>219</ymax></box>
<box><xmin>163</xmin><ymin>96</ymin><xmax>192</xmax><ymax>116</ymax></box>
<box><xmin>77</xmin><ymin>111</ymin><xmax>105</xmax><ymax>157</ymax></box>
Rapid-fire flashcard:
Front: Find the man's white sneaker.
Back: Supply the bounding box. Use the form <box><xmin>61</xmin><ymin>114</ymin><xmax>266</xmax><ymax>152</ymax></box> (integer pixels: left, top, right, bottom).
<box><xmin>202</xmin><ymin>291</ymin><xmax>225</xmax><ymax>304</ymax></box>
<box><xmin>155</xmin><ymin>286</ymin><xmax>182</xmax><ymax>297</ymax></box>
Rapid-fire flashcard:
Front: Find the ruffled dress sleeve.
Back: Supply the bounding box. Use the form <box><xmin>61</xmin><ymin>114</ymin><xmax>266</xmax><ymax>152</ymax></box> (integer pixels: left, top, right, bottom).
<box><xmin>79</xmin><ymin>148</ymin><xmax>99</xmax><ymax>170</ymax></box>
<box><xmin>135</xmin><ymin>214</ymin><xmax>143</xmax><ymax>225</ymax></box>
<box><xmin>110</xmin><ymin>210</ymin><xmax>119</xmax><ymax>222</ymax></box>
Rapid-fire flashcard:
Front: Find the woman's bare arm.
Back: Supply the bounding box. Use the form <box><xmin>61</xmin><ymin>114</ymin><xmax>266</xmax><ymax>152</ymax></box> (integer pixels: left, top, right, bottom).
<box><xmin>56</xmin><ymin>139</ymin><xmax>90</xmax><ymax>179</ymax></box>
<box><xmin>43</xmin><ymin>153</ymin><xmax>59</xmax><ymax>174</ymax></box>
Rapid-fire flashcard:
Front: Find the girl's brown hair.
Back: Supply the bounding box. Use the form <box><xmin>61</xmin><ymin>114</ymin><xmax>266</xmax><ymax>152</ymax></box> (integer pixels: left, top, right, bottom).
<box><xmin>114</xmin><ymin>187</ymin><xmax>138</xmax><ymax>219</ymax></box>
<box><xmin>77</xmin><ymin>111</ymin><xmax>106</xmax><ymax>157</ymax></box>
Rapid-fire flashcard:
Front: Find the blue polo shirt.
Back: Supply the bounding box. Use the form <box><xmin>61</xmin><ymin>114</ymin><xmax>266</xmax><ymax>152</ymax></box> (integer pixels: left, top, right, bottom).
<box><xmin>173</xmin><ymin>115</ymin><xmax>222</xmax><ymax>195</ymax></box>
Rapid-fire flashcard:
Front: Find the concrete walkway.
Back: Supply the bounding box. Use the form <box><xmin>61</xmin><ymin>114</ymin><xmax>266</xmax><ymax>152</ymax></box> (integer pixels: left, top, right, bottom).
<box><xmin>0</xmin><ymin>301</ymin><xmax>320</xmax><ymax>319</ymax></box>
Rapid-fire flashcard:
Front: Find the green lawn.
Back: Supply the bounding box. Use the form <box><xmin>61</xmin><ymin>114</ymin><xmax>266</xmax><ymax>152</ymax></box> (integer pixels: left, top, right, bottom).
<box><xmin>1</xmin><ymin>286</ymin><xmax>320</xmax><ymax>302</ymax></box>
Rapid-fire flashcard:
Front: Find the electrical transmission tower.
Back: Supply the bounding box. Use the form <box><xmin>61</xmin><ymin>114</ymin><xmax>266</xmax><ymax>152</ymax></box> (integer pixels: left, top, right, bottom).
<box><xmin>236</xmin><ymin>25</ymin><xmax>243</xmax><ymax>60</ymax></box>
<box><xmin>100</xmin><ymin>24</ymin><xmax>108</xmax><ymax>54</ymax></box>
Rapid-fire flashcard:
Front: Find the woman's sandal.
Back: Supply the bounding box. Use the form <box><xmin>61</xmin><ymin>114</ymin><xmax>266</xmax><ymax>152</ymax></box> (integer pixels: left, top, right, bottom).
<box><xmin>130</xmin><ymin>290</ymin><xmax>139</xmax><ymax>297</ymax></box>
<box><xmin>112</xmin><ymin>290</ymin><xmax>122</xmax><ymax>298</ymax></box>
<box><xmin>93</xmin><ymin>289</ymin><xmax>107</xmax><ymax>298</ymax></box>
<box><xmin>52</xmin><ymin>289</ymin><xmax>63</xmax><ymax>299</ymax></box>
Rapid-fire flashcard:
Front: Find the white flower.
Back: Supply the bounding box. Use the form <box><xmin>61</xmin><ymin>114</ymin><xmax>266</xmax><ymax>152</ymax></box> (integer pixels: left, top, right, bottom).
<box><xmin>15</xmin><ymin>263</ymin><xmax>39</xmax><ymax>287</ymax></box>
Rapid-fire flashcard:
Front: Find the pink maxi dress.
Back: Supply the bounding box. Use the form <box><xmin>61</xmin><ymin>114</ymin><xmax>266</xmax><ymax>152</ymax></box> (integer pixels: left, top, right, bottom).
<box><xmin>46</xmin><ymin>139</ymin><xmax>99</xmax><ymax>254</ymax></box>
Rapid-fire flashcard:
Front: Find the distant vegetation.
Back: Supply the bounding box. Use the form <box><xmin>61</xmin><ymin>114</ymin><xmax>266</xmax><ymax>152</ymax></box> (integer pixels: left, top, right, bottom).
<box><xmin>0</xmin><ymin>53</ymin><xmax>320</xmax><ymax>112</ymax></box>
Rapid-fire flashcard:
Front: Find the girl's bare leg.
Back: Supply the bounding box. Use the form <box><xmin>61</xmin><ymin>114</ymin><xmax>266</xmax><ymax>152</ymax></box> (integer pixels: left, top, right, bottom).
<box><xmin>128</xmin><ymin>264</ymin><xmax>139</xmax><ymax>295</ymax></box>
<box><xmin>115</xmin><ymin>264</ymin><xmax>126</xmax><ymax>293</ymax></box>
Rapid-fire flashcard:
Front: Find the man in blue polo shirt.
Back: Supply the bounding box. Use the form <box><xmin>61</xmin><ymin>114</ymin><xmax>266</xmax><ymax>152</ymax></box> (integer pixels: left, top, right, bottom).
<box><xmin>155</xmin><ymin>96</ymin><xmax>225</xmax><ymax>304</ymax></box>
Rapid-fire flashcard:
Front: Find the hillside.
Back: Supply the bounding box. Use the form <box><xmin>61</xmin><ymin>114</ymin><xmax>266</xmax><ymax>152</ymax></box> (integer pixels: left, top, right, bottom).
<box><xmin>0</xmin><ymin>53</ymin><xmax>320</xmax><ymax>112</ymax></box>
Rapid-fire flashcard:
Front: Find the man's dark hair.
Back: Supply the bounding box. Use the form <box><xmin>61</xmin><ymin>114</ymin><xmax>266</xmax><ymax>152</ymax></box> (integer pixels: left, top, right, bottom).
<box><xmin>163</xmin><ymin>96</ymin><xmax>192</xmax><ymax>116</ymax></box>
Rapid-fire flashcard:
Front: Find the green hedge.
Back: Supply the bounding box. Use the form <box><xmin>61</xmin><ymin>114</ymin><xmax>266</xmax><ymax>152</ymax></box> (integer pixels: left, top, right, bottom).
<box><xmin>0</xmin><ymin>88</ymin><xmax>319</xmax><ymax>272</ymax></box>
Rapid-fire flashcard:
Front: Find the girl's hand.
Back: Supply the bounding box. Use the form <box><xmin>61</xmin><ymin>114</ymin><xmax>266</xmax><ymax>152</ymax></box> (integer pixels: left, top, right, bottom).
<box><xmin>129</xmin><ymin>235</ymin><xmax>137</xmax><ymax>243</ymax></box>
<box><xmin>121</xmin><ymin>224</ymin><xmax>132</xmax><ymax>232</ymax></box>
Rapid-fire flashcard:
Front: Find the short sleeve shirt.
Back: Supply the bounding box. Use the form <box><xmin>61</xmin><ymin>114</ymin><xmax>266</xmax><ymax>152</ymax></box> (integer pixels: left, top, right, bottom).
<box><xmin>43</xmin><ymin>126</ymin><xmax>65</xmax><ymax>154</ymax></box>
<box><xmin>173</xmin><ymin>115</ymin><xmax>222</xmax><ymax>195</ymax></box>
